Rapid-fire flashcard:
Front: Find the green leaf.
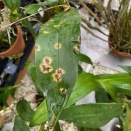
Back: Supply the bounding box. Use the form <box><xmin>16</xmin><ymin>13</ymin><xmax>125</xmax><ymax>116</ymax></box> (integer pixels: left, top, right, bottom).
<box><xmin>16</xmin><ymin>99</ymin><xmax>35</xmax><ymax>122</ymax></box>
<box><xmin>60</xmin><ymin>103</ymin><xmax>123</xmax><ymax>128</ymax></box>
<box><xmin>35</xmin><ymin>7</ymin><xmax>81</xmax><ymax>126</ymax></box>
<box><xmin>77</xmin><ymin>53</ymin><xmax>93</xmax><ymax>65</ymax></box>
<box><xmin>13</xmin><ymin>115</ymin><xmax>30</xmax><ymax>131</ymax></box>
<box><xmin>26</xmin><ymin>62</ymin><xmax>43</xmax><ymax>93</ymax></box>
<box><xmin>2</xmin><ymin>0</ymin><xmax>21</xmax><ymax>11</ymax></box>
<box><xmin>97</xmin><ymin>73</ymin><xmax>131</xmax><ymax>102</ymax></box>
<box><xmin>30</xmin><ymin>100</ymin><xmax>48</xmax><ymax>127</ymax></box>
<box><xmin>24</xmin><ymin>0</ymin><xmax>58</xmax><ymax>14</ymax></box>
<box><xmin>66</xmin><ymin>73</ymin><xmax>100</xmax><ymax>108</ymax></box>
<box><xmin>95</xmin><ymin>88</ymin><xmax>109</xmax><ymax>103</ymax></box>
<box><xmin>119</xmin><ymin>65</ymin><xmax>131</xmax><ymax>74</ymax></box>
<box><xmin>0</xmin><ymin>86</ymin><xmax>16</xmax><ymax>106</ymax></box>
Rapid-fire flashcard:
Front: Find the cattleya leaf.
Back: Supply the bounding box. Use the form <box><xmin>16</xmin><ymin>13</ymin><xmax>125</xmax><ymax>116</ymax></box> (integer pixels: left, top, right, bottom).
<box><xmin>16</xmin><ymin>99</ymin><xmax>35</xmax><ymax>122</ymax></box>
<box><xmin>35</xmin><ymin>7</ymin><xmax>81</xmax><ymax>127</ymax></box>
<box><xmin>60</xmin><ymin>103</ymin><xmax>123</xmax><ymax>128</ymax></box>
<box><xmin>13</xmin><ymin>115</ymin><xmax>30</xmax><ymax>131</ymax></box>
<box><xmin>2</xmin><ymin>0</ymin><xmax>21</xmax><ymax>11</ymax></box>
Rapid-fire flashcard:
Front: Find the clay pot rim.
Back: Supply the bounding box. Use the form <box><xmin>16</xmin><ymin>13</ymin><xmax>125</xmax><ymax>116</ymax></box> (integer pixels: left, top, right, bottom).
<box><xmin>0</xmin><ymin>25</ymin><xmax>25</xmax><ymax>57</ymax></box>
<box><xmin>108</xmin><ymin>36</ymin><xmax>131</xmax><ymax>58</ymax></box>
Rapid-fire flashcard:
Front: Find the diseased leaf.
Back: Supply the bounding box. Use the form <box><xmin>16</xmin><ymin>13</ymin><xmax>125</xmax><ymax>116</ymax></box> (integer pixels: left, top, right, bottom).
<box><xmin>35</xmin><ymin>7</ymin><xmax>81</xmax><ymax>126</ymax></box>
<box><xmin>16</xmin><ymin>99</ymin><xmax>35</xmax><ymax>122</ymax></box>
<box><xmin>60</xmin><ymin>103</ymin><xmax>123</xmax><ymax>128</ymax></box>
<box><xmin>13</xmin><ymin>115</ymin><xmax>30</xmax><ymax>131</ymax></box>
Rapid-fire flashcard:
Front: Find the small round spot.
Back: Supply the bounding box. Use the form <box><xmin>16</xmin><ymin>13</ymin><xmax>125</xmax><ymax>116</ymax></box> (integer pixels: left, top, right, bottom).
<box><xmin>59</xmin><ymin>88</ymin><xmax>67</xmax><ymax>94</ymax></box>
<box><xmin>52</xmin><ymin>73</ymin><xmax>62</xmax><ymax>82</ymax></box>
<box><xmin>35</xmin><ymin>45</ymin><xmax>41</xmax><ymax>52</ymax></box>
<box><xmin>56</xmin><ymin>68</ymin><xmax>65</xmax><ymax>75</ymax></box>
<box><xmin>43</xmin><ymin>57</ymin><xmax>53</xmax><ymax>64</ymax></box>
<box><xmin>74</xmin><ymin>44</ymin><xmax>80</xmax><ymax>52</ymax></box>
<box><xmin>40</xmin><ymin>64</ymin><xmax>53</xmax><ymax>73</ymax></box>
<box><xmin>54</xmin><ymin>43</ymin><xmax>62</xmax><ymax>49</ymax></box>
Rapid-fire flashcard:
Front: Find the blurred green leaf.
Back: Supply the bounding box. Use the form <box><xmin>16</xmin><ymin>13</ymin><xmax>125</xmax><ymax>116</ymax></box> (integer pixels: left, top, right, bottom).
<box><xmin>2</xmin><ymin>0</ymin><xmax>21</xmax><ymax>11</ymax></box>
<box><xmin>16</xmin><ymin>99</ymin><xmax>35</xmax><ymax>122</ymax></box>
<box><xmin>0</xmin><ymin>86</ymin><xmax>16</xmax><ymax>106</ymax></box>
<box><xmin>60</xmin><ymin>103</ymin><xmax>123</xmax><ymax>128</ymax></box>
<box><xmin>119</xmin><ymin>65</ymin><xmax>131</xmax><ymax>74</ymax></box>
<box><xmin>124</xmin><ymin>104</ymin><xmax>131</xmax><ymax>131</ymax></box>
<box><xmin>13</xmin><ymin>115</ymin><xmax>30</xmax><ymax>131</ymax></box>
<box><xmin>30</xmin><ymin>100</ymin><xmax>48</xmax><ymax>127</ymax></box>
<box><xmin>24</xmin><ymin>0</ymin><xmax>58</xmax><ymax>14</ymax></box>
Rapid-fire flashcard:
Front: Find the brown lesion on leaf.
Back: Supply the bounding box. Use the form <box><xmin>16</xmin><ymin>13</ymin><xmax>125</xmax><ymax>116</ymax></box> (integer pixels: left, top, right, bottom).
<box><xmin>40</xmin><ymin>64</ymin><xmax>53</xmax><ymax>73</ymax></box>
<box><xmin>56</xmin><ymin>68</ymin><xmax>65</xmax><ymax>75</ymax></box>
<box><xmin>74</xmin><ymin>44</ymin><xmax>80</xmax><ymax>52</ymax></box>
<box><xmin>59</xmin><ymin>87</ymin><xmax>67</xmax><ymax>94</ymax></box>
<box><xmin>54</xmin><ymin>43</ymin><xmax>62</xmax><ymax>49</ymax></box>
<box><xmin>43</xmin><ymin>57</ymin><xmax>53</xmax><ymax>64</ymax></box>
<box><xmin>52</xmin><ymin>73</ymin><xmax>62</xmax><ymax>82</ymax></box>
<box><xmin>52</xmin><ymin>68</ymin><xmax>65</xmax><ymax>82</ymax></box>
<box><xmin>35</xmin><ymin>45</ymin><xmax>41</xmax><ymax>52</ymax></box>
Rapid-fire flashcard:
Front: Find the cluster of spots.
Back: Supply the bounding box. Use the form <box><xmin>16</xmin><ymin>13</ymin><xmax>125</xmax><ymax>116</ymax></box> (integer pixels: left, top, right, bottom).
<box><xmin>40</xmin><ymin>56</ymin><xmax>53</xmax><ymax>73</ymax></box>
<box><xmin>59</xmin><ymin>87</ymin><xmax>67</xmax><ymax>94</ymax></box>
<box><xmin>52</xmin><ymin>68</ymin><xmax>65</xmax><ymax>82</ymax></box>
<box><xmin>74</xmin><ymin>44</ymin><xmax>80</xmax><ymax>52</ymax></box>
<box><xmin>35</xmin><ymin>44</ymin><xmax>41</xmax><ymax>52</ymax></box>
<box><xmin>54</xmin><ymin>43</ymin><xmax>62</xmax><ymax>49</ymax></box>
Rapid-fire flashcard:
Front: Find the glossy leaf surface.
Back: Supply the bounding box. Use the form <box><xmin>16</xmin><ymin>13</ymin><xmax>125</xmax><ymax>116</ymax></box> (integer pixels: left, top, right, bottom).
<box><xmin>60</xmin><ymin>103</ymin><xmax>123</xmax><ymax>128</ymax></box>
<box><xmin>35</xmin><ymin>7</ymin><xmax>81</xmax><ymax>126</ymax></box>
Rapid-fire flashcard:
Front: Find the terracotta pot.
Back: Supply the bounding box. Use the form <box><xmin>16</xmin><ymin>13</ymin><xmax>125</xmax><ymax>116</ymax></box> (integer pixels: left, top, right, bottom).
<box><xmin>108</xmin><ymin>40</ymin><xmax>131</xmax><ymax>58</ymax></box>
<box><xmin>0</xmin><ymin>26</ymin><xmax>25</xmax><ymax>57</ymax></box>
